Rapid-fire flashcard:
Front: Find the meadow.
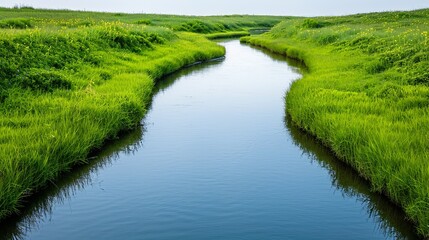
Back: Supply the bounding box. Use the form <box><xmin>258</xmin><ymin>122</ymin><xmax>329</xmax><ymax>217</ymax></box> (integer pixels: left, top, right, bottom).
<box><xmin>0</xmin><ymin>7</ymin><xmax>284</xmax><ymax>219</ymax></box>
<box><xmin>242</xmin><ymin>8</ymin><xmax>429</xmax><ymax>237</ymax></box>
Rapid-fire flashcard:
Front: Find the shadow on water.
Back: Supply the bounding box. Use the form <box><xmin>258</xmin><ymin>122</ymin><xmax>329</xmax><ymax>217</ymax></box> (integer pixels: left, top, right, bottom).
<box><xmin>153</xmin><ymin>57</ymin><xmax>224</xmax><ymax>95</ymax></box>
<box><xmin>0</xmin><ymin>125</ymin><xmax>145</xmax><ymax>240</ymax></box>
<box><xmin>0</xmin><ymin>124</ymin><xmax>149</xmax><ymax>240</ymax></box>
<box><xmin>247</xmin><ymin>42</ymin><xmax>420</xmax><ymax>238</ymax></box>
<box><xmin>284</xmin><ymin>114</ymin><xmax>420</xmax><ymax>239</ymax></box>
<box><xmin>0</xmin><ymin>59</ymin><xmax>224</xmax><ymax>240</ymax></box>
<box><xmin>243</xmin><ymin>42</ymin><xmax>308</xmax><ymax>74</ymax></box>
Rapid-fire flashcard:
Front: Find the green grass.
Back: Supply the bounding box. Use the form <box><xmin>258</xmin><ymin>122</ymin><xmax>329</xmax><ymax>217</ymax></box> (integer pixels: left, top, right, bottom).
<box><xmin>0</xmin><ymin>7</ymin><xmax>287</xmax><ymax>33</ymax></box>
<box><xmin>0</xmin><ymin>6</ymin><xmax>292</xmax><ymax>219</ymax></box>
<box><xmin>242</xmin><ymin>8</ymin><xmax>429</xmax><ymax>237</ymax></box>
<box><xmin>0</xmin><ymin>18</ymin><xmax>33</xmax><ymax>29</ymax></box>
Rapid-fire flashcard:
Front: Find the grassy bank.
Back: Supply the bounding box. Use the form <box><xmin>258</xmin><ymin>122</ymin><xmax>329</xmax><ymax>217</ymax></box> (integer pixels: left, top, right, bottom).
<box><xmin>0</xmin><ymin>7</ymin><xmax>259</xmax><ymax>218</ymax></box>
<box><xmin>242</xmin><ymin>9</ymin><xmax>429</xmax><ymax>236</ymax></box>
<box><xmin>205</xmin><ymin>31</ymin><xmax>250</xmax><ymax>40</ymax></box>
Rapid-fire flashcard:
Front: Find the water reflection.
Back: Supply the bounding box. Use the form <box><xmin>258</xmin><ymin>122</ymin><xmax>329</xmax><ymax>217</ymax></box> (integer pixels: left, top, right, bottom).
<box><xmin>0</xmin><ymin>126</ymin><xmax>145</xmax><ymax>240</ymax></box>
<box><xmin>248</xmin><ymin>42</ymin><xmax>420</xmax><ymax>238</ymax></box>
<box><xmin>284</xmin><ymin>115</ymin><xmax>419</xmax><ymax>239</ymax></box>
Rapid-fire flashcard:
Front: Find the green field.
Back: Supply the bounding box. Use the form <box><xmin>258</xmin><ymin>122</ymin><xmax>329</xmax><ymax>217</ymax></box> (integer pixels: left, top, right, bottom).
<box><xmin>242</xmin><ymin>9</ymin><xmax>429</xmax><ymax>237</ymax></box>
<box><xmin>0</xmin><ymin>7</ymin><xmax>286</xmax><ymax>34</ymax></box>
<box><xmin>0</xmin><ymin>7</ymin><xmax>284</xmax><ymax>219</ymax></box>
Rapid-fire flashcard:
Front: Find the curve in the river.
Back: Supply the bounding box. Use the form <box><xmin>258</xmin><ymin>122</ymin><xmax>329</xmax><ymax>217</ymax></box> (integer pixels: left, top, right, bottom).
<box><xmin>0</xmin><ymin>40</ymin><xmax>419</xmax><ymax>240</ymax></box>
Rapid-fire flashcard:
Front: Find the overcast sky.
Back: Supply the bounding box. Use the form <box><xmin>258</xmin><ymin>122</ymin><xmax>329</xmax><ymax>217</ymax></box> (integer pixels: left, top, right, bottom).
<box><xmin>1</xmin><ymin>0</ymin><xmax>428</xmax><ymax>16</ymax></box>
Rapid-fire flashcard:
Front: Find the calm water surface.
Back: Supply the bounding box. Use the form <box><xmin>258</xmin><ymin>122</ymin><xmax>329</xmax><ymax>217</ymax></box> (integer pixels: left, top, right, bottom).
<box><xmin>0</xmin><ymin>40</ymin><xmax>419</xmax><ymax>239</ymax></box>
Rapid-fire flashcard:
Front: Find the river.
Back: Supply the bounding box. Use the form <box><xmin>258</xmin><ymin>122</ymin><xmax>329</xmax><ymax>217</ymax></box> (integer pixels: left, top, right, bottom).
<box><xmin>0</xmin><ymin>40</ymin><xmax>419</xmax><ymax>239</ymax></box>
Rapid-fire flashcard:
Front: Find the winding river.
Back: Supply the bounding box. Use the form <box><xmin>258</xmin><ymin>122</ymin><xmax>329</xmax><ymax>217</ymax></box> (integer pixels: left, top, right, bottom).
<box><xmin>0</xmin><ymin>40</ymin><xmax>419</xmax><ymax>239</ymax></box>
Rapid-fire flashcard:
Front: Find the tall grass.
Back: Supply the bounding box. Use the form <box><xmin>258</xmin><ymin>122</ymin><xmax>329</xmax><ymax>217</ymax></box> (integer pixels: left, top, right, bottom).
<box><xmin>242</xmin><ymin>8</ymin><xmax>429</xmax><ymax>237</ymax></box>
<box><xmin>0</xmin><ymin>17</ymin><xmax>225</xmax><ymax>218</ymax></box>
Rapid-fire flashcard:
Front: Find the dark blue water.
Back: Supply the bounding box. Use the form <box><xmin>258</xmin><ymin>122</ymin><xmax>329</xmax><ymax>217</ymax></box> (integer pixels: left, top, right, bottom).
<box><xmin>0</xmin><ymin>40</ymin><xmax>418</xmax><ymax>239</ymax></box>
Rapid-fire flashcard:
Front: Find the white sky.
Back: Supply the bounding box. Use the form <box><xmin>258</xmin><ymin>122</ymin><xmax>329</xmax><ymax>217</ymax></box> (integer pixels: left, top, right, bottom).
<box><xmin>1</xmin><ymin>0</ymin><xmax>428</xmax><ymax>16</ymax></box>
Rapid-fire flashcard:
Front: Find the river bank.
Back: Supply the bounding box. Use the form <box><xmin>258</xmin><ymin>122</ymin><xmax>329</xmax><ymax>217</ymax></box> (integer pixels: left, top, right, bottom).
<box><xmin>241</xmin><ymin>8</ymin><xmax>429</xmax><ymax>237</ymax></box>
